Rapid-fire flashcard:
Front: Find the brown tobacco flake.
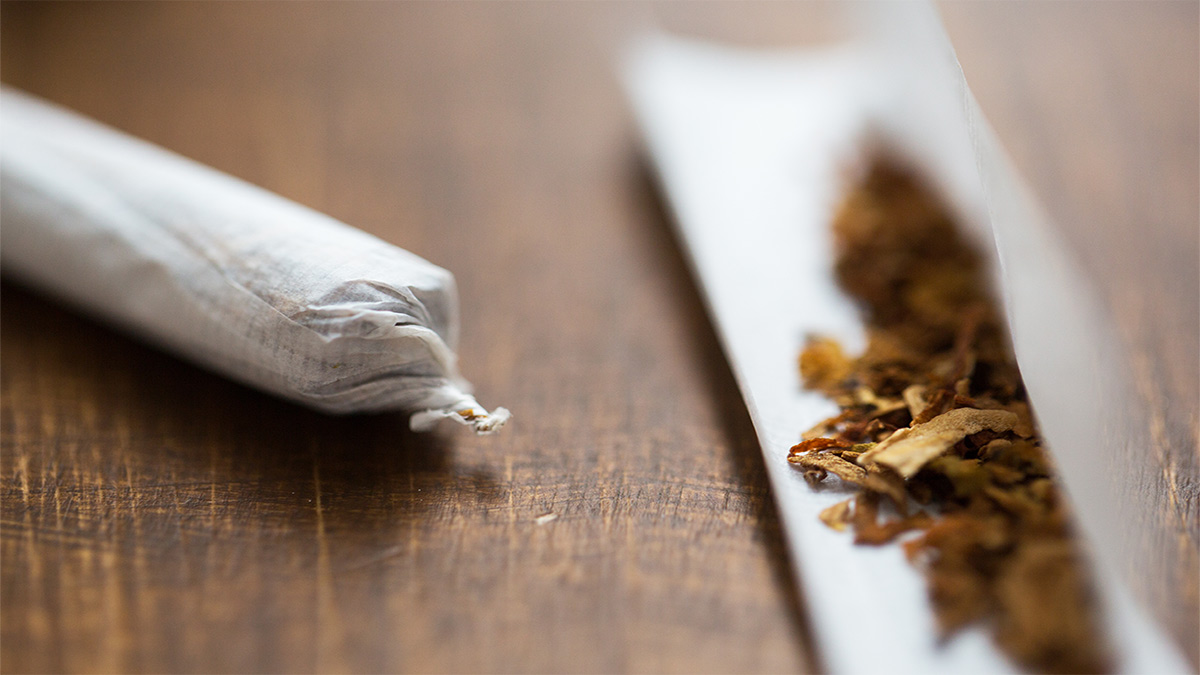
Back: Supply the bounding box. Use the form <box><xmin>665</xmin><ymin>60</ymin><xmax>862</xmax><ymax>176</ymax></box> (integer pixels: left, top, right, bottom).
<box><xmin>799</xmin><ymin>336</ymin><xmax>853</xmax><ymax>391</ymax></box>
<box><xmin>789</xmin><ymin>451</ymin><xmax>868</xmax><ymax>487</ymax></box>
<box><xmin>862</xmin><ymin>464</ymin><xmax>908</xmax><ymax>510</ymax></box>
<box><xmin>912</xmin><ymin>388</ymin><xmax>955</xmax><ymax>424</ymax></box>
<box><xmin>790</xmin><ymin>159</ymin><xmax>1110</xmax><ymax>672</ymax></box>
<box><xmin>856</xmin><ymin>512</ymin><xmax>934</xmax><ymax>545</ymax></box>
<box><xmin>858</xmin><ymin>408</ymin><xmax>1018</xmax><ymax>478</ymax></box>
<box><xmin>851</xmin><ymin>491</ymin><xmax>881</xmax><ymax>532</ymax></box>
<box><xmin>819</xmin><ymin>498</ymin><xmax>854</xmax><ymax>531</ymax></box>
<box><xmin>902</xmin><ymin>384</ymin><xmax>929</xmax><ymax>418</ymax></box>
<box><xmin>789</xmin><ymin>437</ymin><xmax>851</xmax><ymax>455</ymax></box>
<box><xmin>995</xmin><ymin>539</ymin><xmax>1109</xmax><ymax>674</ymax></box>
<box><xmin>845</xmin><ymin>490</ymin><xmax>931</xmax><ymax>545</ymax></box>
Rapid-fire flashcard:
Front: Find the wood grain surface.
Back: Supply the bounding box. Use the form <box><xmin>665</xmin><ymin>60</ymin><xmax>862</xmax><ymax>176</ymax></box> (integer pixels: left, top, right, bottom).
<box><xmin>1</xmin><ymin>2</ymin><xmax>1195</xmax><ymax>673</ymax></box>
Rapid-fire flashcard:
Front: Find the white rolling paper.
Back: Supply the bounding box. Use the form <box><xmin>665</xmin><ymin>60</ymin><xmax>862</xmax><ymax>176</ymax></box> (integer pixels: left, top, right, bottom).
<box><xmin>624</xmin><ymin>5</ymin><xmax>1190</xmax><ymax>674</ymax></box>
<box><xmin>0</xmin><ymin>88</ymin><xmax>508</xmax><ymax>433</ymax></box>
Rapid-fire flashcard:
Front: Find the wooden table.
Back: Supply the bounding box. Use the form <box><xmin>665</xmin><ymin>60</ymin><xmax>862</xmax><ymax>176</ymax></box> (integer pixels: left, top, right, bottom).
<box><xmin>2</xmin><ymin>2</ymin><xmax>1195</xmax><ymax>672</ymax></box>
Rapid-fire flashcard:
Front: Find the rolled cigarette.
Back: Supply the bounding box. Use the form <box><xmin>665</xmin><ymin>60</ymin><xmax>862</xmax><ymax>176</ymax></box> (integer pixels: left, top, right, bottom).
<box><xmin>1</xmin><ymin>88</ymin><xmax>508</xmax><ymax>433</ymax></box>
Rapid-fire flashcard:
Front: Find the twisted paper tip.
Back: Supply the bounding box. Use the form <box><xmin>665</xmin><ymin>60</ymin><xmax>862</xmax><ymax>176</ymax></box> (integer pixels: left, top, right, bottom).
<box><xmin>409</xmin><ymin>400</ymin><xmax>511</xmax><ymax>435</ymax></box>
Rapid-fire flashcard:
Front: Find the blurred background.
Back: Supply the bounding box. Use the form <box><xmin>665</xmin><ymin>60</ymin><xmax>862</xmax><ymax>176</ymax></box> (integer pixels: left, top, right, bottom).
<box><xmin>2</xmin><ymin>2</ymin><xmax>1195</xmax><ymax>672</ymax></box>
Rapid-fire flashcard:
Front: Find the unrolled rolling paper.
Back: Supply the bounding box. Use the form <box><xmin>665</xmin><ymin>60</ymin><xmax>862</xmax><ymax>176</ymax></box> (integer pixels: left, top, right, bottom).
<box><xmin>624</xmin><ymin>3</ymin><xmax>1189</xmax><ymax>672</ymax></box>
<box><xmin>0</xmin><ymin>88</ymin><xmax>508</xmax><ymax>433</ymax></box>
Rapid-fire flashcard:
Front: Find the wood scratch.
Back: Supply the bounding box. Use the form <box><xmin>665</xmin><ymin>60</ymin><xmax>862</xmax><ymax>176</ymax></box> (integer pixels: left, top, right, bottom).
<box><xmin>52</xmin><ymin>454</ymin><xmax>63</xmax><ymax>533</ymax></box>
<box><xmin>18</xmin><ymin>451</ymin><xmax>30</xmax><ymax>508</ymax></box>
<box><xmin>1131</xmin><ymin>351</ymin><xmax>1191</xmax><ymax>541</ymax></box>
<box><xmin>506</xmin><ymin>456</ymin><xmax>515</xmax><ymax>527</ymax></box>
<box><xmin>313</xmin><ymin>458</ymin><xmax>327</xmax><ymax>545</ymax></box>
<box><xmin>311</xmin><ymin>444</ymin><xmax>342</xmax><ymax>671</ymax></box>
<box><xmin>209</xmin><ymin>438</ymin><xmax>218</xmax><ymax>531</ymax></box>
<box><xmin>99</xmin><ymin>547</ymin><xmax>126</xmax><ymax>672</ymax></box>
<box><xmin>23</xmin><ymin>455</ymin><xmax>47</xmax><ymax>659</ymax></box>
<box><xmin>122</xmin><ymin>434</ymin><xmax>153</xmax><ymax>666</ymax></box>
<box><xmin>342</xmin><ymin>545</ymin><xmax>405</xmax><ymax>572</ymax></box>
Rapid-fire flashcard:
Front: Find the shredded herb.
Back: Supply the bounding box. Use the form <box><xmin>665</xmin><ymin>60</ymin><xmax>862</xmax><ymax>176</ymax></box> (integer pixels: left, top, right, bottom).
<box><xmin>791</xmin><ymin>160</ymin><xmax>1110</xmax><ymax>673</ymax></box>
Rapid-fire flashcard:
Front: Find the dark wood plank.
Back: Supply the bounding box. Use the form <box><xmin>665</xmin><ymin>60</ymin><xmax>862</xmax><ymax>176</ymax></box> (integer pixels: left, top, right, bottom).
<box><xmin>0</xmin><ymin>3</ymin><xmax>821</xmax><ymax>673</ymax></box>
<box><xmin>1</xmin><ymin>1</ymin><xmax>1195</xmax><ymax>672</ymax></box>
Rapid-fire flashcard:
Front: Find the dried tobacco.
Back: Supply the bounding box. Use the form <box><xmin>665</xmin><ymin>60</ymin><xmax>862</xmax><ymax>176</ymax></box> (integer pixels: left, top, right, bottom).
<box><xmin>790</xmin><ymin>161</ymin><xmax>1110</xmax><ymax>673</ymax></box>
